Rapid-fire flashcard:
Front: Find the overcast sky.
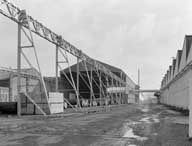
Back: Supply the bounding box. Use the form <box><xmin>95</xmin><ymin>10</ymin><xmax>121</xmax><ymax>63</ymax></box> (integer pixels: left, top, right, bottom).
<box><xmin>0</xmin><ymin>0</ymin><xmax>192</xmax><ymax>89</ymax></box>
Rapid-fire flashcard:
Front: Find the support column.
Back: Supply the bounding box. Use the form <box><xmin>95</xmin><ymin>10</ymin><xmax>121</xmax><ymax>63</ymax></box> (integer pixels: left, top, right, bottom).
<box><xmin>110</xmin><ymin>77</ymin><xmax>113</xmax><ymax>105</ymax></box>
<box><xmin>118</xmin><ymin>82</ymin><xmax>120</xmax><ymax>104</ymax></box>
<box><xmin>99</xmin><ymin>71</ymin><xmax>102</xmax><ymax>106</ymax></box>
<box><xmin>90</xmin><ymin>67</ymin><xmax>93</xmax><ymax>106</ymax></box>
<box><xmin>111</xmin><ymin>78</ymin><xmax>114</xmax><ymax>104</ymax></box>
<box><xmin>76</xmin><ymin>57</ymin><xmax>80</xmax><ymax>107</ymax></box>
<box><xmin>17</xmin><ymin>23</ymin><xmax>22</xmax><ymax>116</ymax></box>
<box><xmin>106</xmin><ymin>75</ymin><xmax>109</xmax><ymax>105</ymax></box>
<box><xmin>116</xmin><ymin>81</ymin><xmax>118</xmax><ymax>104</ymax></box>
<box><xmin>55</xmin><ymin>45</ymin><xmax>59</xmax><ymax>92</ymax></box>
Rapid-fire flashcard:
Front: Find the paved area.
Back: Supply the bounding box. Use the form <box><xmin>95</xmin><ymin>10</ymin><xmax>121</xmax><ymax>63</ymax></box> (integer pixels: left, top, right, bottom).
<box><xmin>0</xmin><ymin>104</ymin><xmax>191</xmax><ymax>146</ymax></box>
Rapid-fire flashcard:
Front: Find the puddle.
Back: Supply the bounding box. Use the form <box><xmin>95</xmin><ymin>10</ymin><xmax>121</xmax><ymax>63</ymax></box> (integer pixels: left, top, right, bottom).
<box><xmin>121</xmin><ymin>111</ymin><xmax>162</xmax><ymax>144</ymax></box>
<box><xmin>122</xmin><ymin>122</ymin><xmax>148</xmax><ymax>141</ymax></box>
<box><xmin>151</xmin><ymin>114</ymin><xmax>160</xmax><ymax>123</ymax></box>
<box><xmin>139</xmin><ymin>114</ymin><xmax>160</xmax><ymax>124</ymax></box>
<box><xmin>153</xmin><ymin>118</ymin><xmax>160</xmax><ymax>123</ymax></box>
<box><xmin>141</xmin><ymin>108</ymin><xmax>149</xmax><ymax>113</ymax></box>
<box><xmin>123</xmin><ymin>127</ymin><xmax>148</xmax><ymax>141</ymax></box>
<box><xmin>126</xmin><ymin>120</ymin><xmax>140</xmax><ymax>126</ymax></box>
<box><xmin>139</xmin><ymin>117</ymin><xmax>150</xmax><ymax>123</ymax></box>
<box><xmin>152</xmin><ymin>133</ymin><xmax>158</xmax><ymax>136</ymax></box>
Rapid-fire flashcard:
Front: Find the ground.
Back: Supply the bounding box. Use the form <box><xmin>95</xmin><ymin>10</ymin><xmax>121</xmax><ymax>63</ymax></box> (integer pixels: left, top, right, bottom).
<box><xmin>0</xmin><ymin>103</ymin><xmax>191</xmax><ymax>146</ymax></box>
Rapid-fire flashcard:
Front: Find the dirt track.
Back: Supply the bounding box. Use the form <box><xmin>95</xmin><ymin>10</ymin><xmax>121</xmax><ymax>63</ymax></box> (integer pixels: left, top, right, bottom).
<box><xmin>0</xmin><ymin>104</ymin><xmax>191</xmax><ymax>146</ymax></box>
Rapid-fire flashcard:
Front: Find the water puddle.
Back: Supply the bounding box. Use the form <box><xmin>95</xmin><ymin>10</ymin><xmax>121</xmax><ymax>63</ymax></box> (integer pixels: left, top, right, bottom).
<box><xmin>141</xmin><ymin>108</ymin><xmax>149</xmax><ymax>113</ymax></box>
<box><xmin>122</xmin><ymin>121</ymin><xmax>148</xmax><ymax>142</ymax></box>
<box><xmin>123</xmin><ymin>127</ymin><xmax>148</xmax><ymax>141</ymax></box>
<box><xmin>121</xmin><ymin>112</ymin><xmax>161</xmax><ymax>143</ymax></box>
<box><xmin>125</xmin><ymin>120</ymin><xmax>141</xmax><ymax>126</ymax></box>
<box><xmin>152</xmin><ymin>133</ymin><xmax>158</xmax><ymax>136</ymax></box>
<box><xmin>139</xmin><ymin>114</ymin><xmax>160</xmax><ymax>124</ymax></box>
<box><xmin>153</xmin><ymin>118</ymin><xmax>160</xmax><ymax>123</ymax></box>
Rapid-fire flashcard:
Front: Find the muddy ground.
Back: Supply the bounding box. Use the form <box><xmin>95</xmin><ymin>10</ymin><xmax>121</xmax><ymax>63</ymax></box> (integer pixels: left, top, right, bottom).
<box><xmin>0</xmin><ymin>104</ymin><xmax>191</xmax><ymax>146</ymax></box>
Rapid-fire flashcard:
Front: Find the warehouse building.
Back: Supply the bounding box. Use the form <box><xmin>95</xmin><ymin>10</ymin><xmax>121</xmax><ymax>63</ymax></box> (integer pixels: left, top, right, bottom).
<box><xmin>160</xmin><ymin>35</ymin><xmax>192</xmax><ymax>109</ymax></box>
<box><xmin>0</xmin><ymin>68</ymin><xmax>59</xmax><ymax>114</ymax></box>
<box><xmin>60</xmin><ymin>61</ymin><xmax>138</xmax><ymax>106</ymax></box>
<box><xmin>0</xmin><ymin>61</ymin><xmax>138</xmax><ymax>114</ymax></box>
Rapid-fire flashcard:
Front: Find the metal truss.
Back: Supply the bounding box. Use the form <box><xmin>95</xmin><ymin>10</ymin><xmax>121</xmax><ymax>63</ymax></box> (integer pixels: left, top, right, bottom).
<box><xmin>0</xmin><ymin>0</ymin><xmax>126</xmax><ymax>86</ymax></box>
<box><xmin>93</xmin><ymin>66</ymin><xmax>107</xmax><ymax>104</ymax></box>
<box><xmin>79</xmin><ymin>72</ymin><xmax>96</xmax><ymax>105</ymax></box>
<box><xmin>57</xmin><ymin>48</ymin><xmax>81</xmax><ymax>109</ymax></box>
<box><xmin>0</xmin><ymin>0</ymin><xmax>129</xmax><ymax>115</ymax></box>
<box><xmin>17</xmin><ymin>12</ymin><xmax>49</xmax><ymax>116</ymax></box>
<box><xmin>81</xmin><ymin>60</ymin><xmax>97</xmax><ymax>105</ymax></box>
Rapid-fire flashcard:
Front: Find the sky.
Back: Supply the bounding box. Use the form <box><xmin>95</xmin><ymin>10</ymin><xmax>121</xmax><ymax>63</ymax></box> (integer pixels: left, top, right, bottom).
<box><xmin>0</xmin><ymin>0</ymin><xmax>192</xmax><ymax>89</ymax></box>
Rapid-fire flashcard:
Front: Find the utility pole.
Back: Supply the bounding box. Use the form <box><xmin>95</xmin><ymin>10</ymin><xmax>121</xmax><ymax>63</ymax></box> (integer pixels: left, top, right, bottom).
<box><xmin>137</xmin><ymin>69</ymin><xmax>140</xmax><ymax>103</ymax></box>
<box><xmin>138</xmin><ymin>69</ymin><xmax>140</xmax><ymax>87</ymax></box>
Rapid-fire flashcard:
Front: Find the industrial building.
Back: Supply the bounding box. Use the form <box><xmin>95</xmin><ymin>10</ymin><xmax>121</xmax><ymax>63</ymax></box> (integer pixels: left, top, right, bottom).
<box><xmin>0</xmin><ymin>68</ymin><xmax>55</xmax><ymax>114</ymax></box>
<box><xmin>0</xmin><ymin>1</ymin><xmax>138</xmax><ymax>115</ymax></box>
<box><xmin>60</xmin><ymin>61</ymin><xmax>137</xmax><ymax>107</ymax></box>
<box><xmin>160</xmin><ymin>35</ymin><xmax>192</xmax><ymax>109</ymax></box>
<box><xmin>0</xmin><ymin>61</ymin><xmax>138</xmax><ymax>115</ymax></box>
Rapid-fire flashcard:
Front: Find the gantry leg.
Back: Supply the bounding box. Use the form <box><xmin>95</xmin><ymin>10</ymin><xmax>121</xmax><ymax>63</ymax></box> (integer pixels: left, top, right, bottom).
<box><xmin>76</xmin><ymin>57</ymin><xmax>80</xmax><ymax>106</ymax></box>
<box><xmin>17</xmin><ymin>23</ymin><xmax>22</xmax><ymax>116</ymax></box>
<box><xmin>55</xmin><ymin>45</ymin><xmax>59</xmax><ymax>92</ymax></box>
<box><xmin>90</xmin><ymin>67</ymin><xmax>93</xmax><ymax>106</ymax></box>
<box><xmin>99</xmin><ymin>71</ymin><xmax>102</xmax><ymax>106</ymax></box>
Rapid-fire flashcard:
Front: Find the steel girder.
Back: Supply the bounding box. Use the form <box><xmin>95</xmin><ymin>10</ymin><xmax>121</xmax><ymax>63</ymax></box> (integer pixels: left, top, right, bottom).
<box><xmin>0</xmin><ymin>0</ymin><xmax>126</xmax><ymax>86</ymax></box>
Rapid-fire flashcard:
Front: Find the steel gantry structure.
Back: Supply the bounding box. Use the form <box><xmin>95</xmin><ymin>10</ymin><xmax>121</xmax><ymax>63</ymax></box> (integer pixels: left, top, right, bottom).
<box><xmin>0</xmin><ymin>0</ymin><xmax>128</xmax><ymax>116</ymax></box>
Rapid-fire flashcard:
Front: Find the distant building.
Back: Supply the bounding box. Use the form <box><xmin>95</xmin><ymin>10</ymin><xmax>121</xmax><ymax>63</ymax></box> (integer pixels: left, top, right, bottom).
<box><xmin>60</xmin><ymin>61</ymin><xmax>138</xmax><ymax>105</ymax></box>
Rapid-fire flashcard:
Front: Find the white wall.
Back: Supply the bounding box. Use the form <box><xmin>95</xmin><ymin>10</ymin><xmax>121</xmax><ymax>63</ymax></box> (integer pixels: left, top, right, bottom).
<box><xmin>161</xmin><ymin>70</ymin><xmax>191</xmax><ymax>109</ymax></box>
